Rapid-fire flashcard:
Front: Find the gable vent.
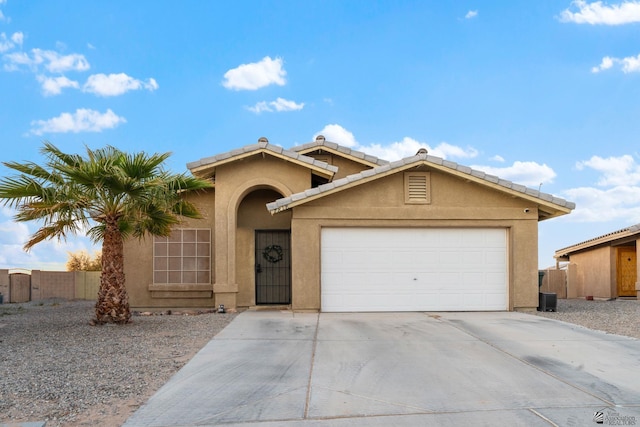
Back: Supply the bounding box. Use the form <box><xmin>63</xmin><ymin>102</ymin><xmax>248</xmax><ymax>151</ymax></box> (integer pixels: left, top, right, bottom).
<box><xmin>408</xmin><ymin>175</ymin><xmax>427</xmax><ymax>199</ymax></box>
<box><xmin>404</xmin><ymin>172</ymin><xmax>431</xmax><ymax>204</ymax></box>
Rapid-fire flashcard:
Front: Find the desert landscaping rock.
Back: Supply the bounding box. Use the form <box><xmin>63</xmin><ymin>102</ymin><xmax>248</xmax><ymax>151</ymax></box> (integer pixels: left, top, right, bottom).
<box><xmin>533</xmin><ymin>297</ymin><xmax>640</xmax><ymax>339</ymax></box>
<box><xmin>0</xmin><ymin>298</ymin><xmax>638</xmax><ymax>426</ymax></box>
<box><xmin>0</xmin><ymin>299</ymin><xmax>236</xmax><ymax>427</ymax></box>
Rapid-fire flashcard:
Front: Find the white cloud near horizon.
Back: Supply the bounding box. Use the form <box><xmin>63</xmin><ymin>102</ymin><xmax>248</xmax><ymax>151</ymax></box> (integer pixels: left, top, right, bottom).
<box><xmin>562</xmin><ymin>186</ymin><xmax>640</xmax><ymax>222</ymax></box>
<box><xmin>37</xmin><ymin>75</ymin><xmax>79</xmax><ymax>96</ymax></box>
<box><xmin>222</xmin><ymin>56</ymin><xmax>286</xmax><ymax>90</ymax></box>
<box><xmin>248</xmin><ymin>97</ymin><xmax>304</xmax><ymax>114</ymax></box>
<box><xmin>592</xmin><ymin>54</ymin><xmax>640</xmax><ymax>73</ymax></box>
<box><xmin>83</xmin><ymin>73</ymin><xmax>158</xmax><ymax>96</ymax></box>
<box><xmin>465</xmin><ymin>10</ymin><xmax>478</xmax><ymax>19</ymax></box>
<box><xmin>559</xmin><ymin>0</ymin><xmax>640</xmax><ymax>25</ymax></box>
<box><xmin>0</xmin><ymin>213</ymin><xmax>96</xmax><ymax>270</ymax></box>
<box><xmin>29</xmin><ymin>108</ymin><xmax>126</xmax><ymax>135</ymax></box>
<box><xmin>560</xmin><ymin>154</ymin><xmax>640</xmax><ymax>222</ymax></box>
<box><xmin>576</xmin><ymin>154</ymin><xmax>640</xmax><ymax>186</ymax></box>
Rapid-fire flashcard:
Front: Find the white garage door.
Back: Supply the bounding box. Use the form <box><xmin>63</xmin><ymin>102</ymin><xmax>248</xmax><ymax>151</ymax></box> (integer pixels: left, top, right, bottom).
<box><xmin>321</xmin><ymin>228</ymin><xmax>508</xmax><ymax>312</ymax></box>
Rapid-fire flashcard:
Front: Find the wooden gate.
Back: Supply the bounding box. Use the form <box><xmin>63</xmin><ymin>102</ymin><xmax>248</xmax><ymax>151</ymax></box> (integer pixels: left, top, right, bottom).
<box><xmin>617</xmin><ymin>247</ymin><xmax>637</xmax><ymax>297</ymax></box>
<box><xmin>10</xmin><ymin>273</ymin><xmax>31</xmax><ymax>303</ymax></box>
<box><xmin>255</xmin><ymin>230</ymin><xmax>291</xmax><ymax>305</ymax></box>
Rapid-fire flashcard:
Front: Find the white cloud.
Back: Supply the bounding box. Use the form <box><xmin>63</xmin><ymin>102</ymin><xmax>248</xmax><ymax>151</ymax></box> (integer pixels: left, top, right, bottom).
<box><xmin>247</xmin><ymin>97</ymin><xmax>304</xmax><ymax>113</ymax></box>
<box><xmin>222</xmin><ymin>56</ymin><xmax>286</xmax><ymax>90</ymax></box>
<box><xmin>314</xmin><ymin>124</ymin><xmax>358</xmax><ymax>148</ymax></box>
<box><xmin>562</xmin><ymin>185</ymin><xmax>640</xmax><ymax>222</ymax></box>
<box><xmin>465</xmin><ymin>10</ymin><xmax>478</xmax><ymax>19</ymax></box>
<box><xmin>592</xmin><ymin>54</ymin><xmax>640</xmax><ymax>73</ymax></box>
<box><xmin>30</xmin><ymin>108</ymin><xmax>126</xmax><ymax>135</ymax></box>
<box><xmin>3</xmin><ymin>48</ymin><xmax>90</xmax><ymax>72</ymax></box>
<box><xmin>0</xmin><ymin>220</ymin><xmax>96</xmax><ymax>270</ymax></box>
<box><xmin>37</xmin><ymin>75</ymin><xmax>80</xmax><ymax>96</ymax></box>
<box><xmin>490</xmin><ymin>155</ymin><xmax>505</xmax><ymax>162</ymax></box>
<box><xmin>621</xmin><ymin>54</ymin><xmax>640</xmax><ymax>72</ymax></box>
<box><xmin>38</xmin><ymin>49</ymin><xmax>90</xmax><ymax>73</ymax></box>
<box><xmin>356</xmin><ymin>137</ymin><xmax>479</xmax><ymax>161</ymax></box>
<box><xmin>83</xmin><ymin>73</ymin><xmax>158</xmax><ymax>96</ymax></box>
<box><xmin>0</xmin><ymin>31</ymin><xmax>22</xmax><ymax>53</ymax></box>
<box><xmin>591</xmin><ymin>56</ymin><xmax>614</xmax><ymax>73</ymax></box>
<box><xmin>247</xmin><ymin>101</ymin><xmax>270</xmax><ymax>114</ymax></box>
<box><xmin>576</xmin><ymin>154</ymin><xmax>640</xmax><ymax>186</ymax></box>
<box><xmin>469</xmin><ymin>161</ymin><xmax>557</xmax><ymax>187</ymax></box>
<box><xmin>560</xmin><ymin>153</ymin><xmax>640</xmax><ymax>222</ymax></box>
<box><xmin>559</xmin><ymin>0</ymin><xmax>640</xmax><ymax>25</ymax></box>
<box><xmin>313</xmin><ymin>124</ymin><xmax>479</xmax><ymax>162</ymax></box>
<box><xmin>11</xmin><ymin>31</ymin><xmax>22</xmax><ymax>45</ymax></box>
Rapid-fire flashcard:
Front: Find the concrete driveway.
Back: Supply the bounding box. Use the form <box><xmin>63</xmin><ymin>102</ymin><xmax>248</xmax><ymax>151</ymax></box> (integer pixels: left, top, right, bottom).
<box><xmin>124</xmin><ymin>311</ymin><xmax>640</xmax><ymax>426</ymax></box>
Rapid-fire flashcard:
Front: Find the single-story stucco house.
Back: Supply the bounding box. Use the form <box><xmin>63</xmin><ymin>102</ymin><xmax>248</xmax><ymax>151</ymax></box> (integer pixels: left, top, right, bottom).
<box><xmin>123</xmin><ymin>136</ymin><xmax>575</xmax><ymax>312</ymax></box>
<box><xmin>554</xmin><ymin>224</ymin><xmax>639</xmax><ymax>299</ymax></box>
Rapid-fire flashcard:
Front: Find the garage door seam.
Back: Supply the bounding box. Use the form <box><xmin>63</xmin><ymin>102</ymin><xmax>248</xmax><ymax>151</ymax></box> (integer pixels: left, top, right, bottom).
<box><xmin>303</xmin><ymin>312</ymin><xmax>320</xmax><ymax>419</ymax></box>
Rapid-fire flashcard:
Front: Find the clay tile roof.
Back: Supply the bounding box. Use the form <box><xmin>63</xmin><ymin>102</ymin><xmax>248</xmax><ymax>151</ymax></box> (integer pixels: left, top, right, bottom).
<box><xmin>187</xmin><ymin>139</ymin><xmax>338</xmax><ymax>177</ymax></box>
<box><xmin>292</xmin><ymin>139</ymin><xmax>389</xmax><ymax>166</ymax></box>
<box><xmin>267</xmin><ymin>151</ymin><xmax>575</xmax><ymax>218</ymax></box>
<box><xmin>555</xmin><ymin>223</ymin><xmax>640</xmax><ymax>258</ymax></box>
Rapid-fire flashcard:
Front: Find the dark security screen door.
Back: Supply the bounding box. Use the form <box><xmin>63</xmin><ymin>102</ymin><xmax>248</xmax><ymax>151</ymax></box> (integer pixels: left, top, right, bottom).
<box><xmin>255</xmin><ymin>230</ymin><xmax>291</xmax><ymax>305</ymax></box>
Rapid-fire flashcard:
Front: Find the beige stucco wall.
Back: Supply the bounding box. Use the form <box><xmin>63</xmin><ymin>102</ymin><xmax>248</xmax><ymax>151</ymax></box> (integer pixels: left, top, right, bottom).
<box><xmin>287</xmin><ymin>169</ymin><xmax>540</xmax><ymax>311</ymax></box>
<box><xmin>124</xmin><ymin>155</ymin><xmax>308</xmax><ymax>310</ymax></box>
<box><xmin>124</xmin><ymin>154</ymin><xmax>548</xmax><ymax>312</ymax></box>
<box><xmin>124</xmin><ymin>188</ymin><xmax>216</xmax><ymax>310</ymax></box>
<box><xmin>566</xmin><ymin>246</ymin><xmax>614</xmax><ymax>299</ymax></box>
<box><xmin>236</xmin><ymin>189</ymin><xmax>292</xmax><ymax>307</ymax></box>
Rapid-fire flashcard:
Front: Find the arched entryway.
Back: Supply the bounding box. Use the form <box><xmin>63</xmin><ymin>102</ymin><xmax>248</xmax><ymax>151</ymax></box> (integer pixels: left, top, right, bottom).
<box><xmin>236</xmin><ymin>188</ymin><xmax>292</xmax><ymax>306</ymax></box>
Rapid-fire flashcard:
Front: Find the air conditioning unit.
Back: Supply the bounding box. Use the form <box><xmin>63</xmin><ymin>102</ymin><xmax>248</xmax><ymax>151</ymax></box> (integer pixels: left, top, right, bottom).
<box><xmin>538</xmin><ymin>292</ymin><xmax>557</xmax><ymax>312</ymax></box>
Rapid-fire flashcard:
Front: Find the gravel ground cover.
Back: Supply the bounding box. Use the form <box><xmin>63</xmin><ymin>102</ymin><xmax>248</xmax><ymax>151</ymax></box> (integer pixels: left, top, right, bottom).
<box><xmin>0</xmin><ymin>299</ymin><xmax>236</xmax><ymax>427</ymax></box>
<box><xmin>0</xmin><ymin>298</ymin><xmax>638</xmax><ymax>426</ymax></box>
<box><xmin>532</xmin><ymin>297</ymin><xmax>640</xmax><ymax>339</ymax></box>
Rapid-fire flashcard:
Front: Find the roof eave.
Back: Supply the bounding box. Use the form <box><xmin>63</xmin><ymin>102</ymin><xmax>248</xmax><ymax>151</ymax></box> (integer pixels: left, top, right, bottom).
<box><xmin>269</xmin><ymin>158</ymin><xmax>574</xmax><ymax>218</ymax></box>
<box><xmin>189</xmin><ymin>149</ymin><xmax>337</xmax><ymax>179</ymax></box>
<box><xmin>296</xmin><ymin>145</ymin><xmax>384</xmax><ymax>168</ymax></box>
<box><xmin>554</xmin><ymin>227</ymin><xmax>640</xmax><ymax>258</ymax></box>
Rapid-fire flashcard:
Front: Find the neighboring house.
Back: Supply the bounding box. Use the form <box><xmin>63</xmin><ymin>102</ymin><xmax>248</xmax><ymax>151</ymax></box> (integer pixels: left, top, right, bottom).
<box><xmin>555</xmin><ymin>224</ymin><xmax>639</xmax><ymax>299</ymax></box>
<box><xmin>123</xmin><ymin>136</ymin><xmax>574</xmax><ymax>312</ymax></box>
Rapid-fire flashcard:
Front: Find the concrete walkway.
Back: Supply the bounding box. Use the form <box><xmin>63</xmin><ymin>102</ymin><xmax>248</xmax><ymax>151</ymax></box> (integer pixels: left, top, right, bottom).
<box><xmin>124</xmin><ymin>311</ymin><xmax>640</xmax><ymax>426</ymax></box>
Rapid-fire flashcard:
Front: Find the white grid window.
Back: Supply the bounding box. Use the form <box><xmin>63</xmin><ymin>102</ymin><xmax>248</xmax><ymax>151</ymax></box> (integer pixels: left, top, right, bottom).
<box><xmin>153</xmin><ymin>229</ymin><xmax>211</xmax><ymax>284</ymax></box>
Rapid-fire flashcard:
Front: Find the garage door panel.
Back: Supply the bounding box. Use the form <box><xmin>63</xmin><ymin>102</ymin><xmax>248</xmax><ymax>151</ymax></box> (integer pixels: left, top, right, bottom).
<box><xmin>321</xmin><ymin>228</ymin><xmax>508</xmax><ymax>312</ymax></box>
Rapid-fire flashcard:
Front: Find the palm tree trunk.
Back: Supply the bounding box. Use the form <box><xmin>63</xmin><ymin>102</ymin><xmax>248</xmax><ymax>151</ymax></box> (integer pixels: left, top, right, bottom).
<box><xmin>95</xmin><ymin>218</ymin><xmax>131</xmax><ymax>324</ymax></box>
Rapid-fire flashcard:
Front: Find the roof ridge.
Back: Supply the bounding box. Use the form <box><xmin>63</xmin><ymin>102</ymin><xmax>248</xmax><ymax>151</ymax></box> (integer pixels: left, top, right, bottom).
<box><xmin>555</xmin><ymin>223</ymin><xmax>640</xmax><ymax>255</ymax></box>
<box><xmin>267</xmin><ymin>151</ymin><xmax>575</xmax><ymax>213</ymax></box>
<box><xmin>187</xmin><ymin>138</ymin><xmax>338</xmax><ymax>173</ymax></box>
<box><xmin>291</xmin><ymin>136</ymin><xmax>389</xmax><ymax>166</ymax></box>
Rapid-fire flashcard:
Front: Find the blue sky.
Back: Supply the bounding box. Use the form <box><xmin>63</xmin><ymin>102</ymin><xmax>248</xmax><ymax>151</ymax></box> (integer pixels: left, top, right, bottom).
<box><xmin>1</xmin><ymin>0</ymin><xmax>640</xmax><ymax>270</ymax></box>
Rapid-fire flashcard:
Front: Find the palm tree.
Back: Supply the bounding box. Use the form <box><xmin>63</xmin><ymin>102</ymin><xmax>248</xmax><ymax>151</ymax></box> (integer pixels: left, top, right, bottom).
<box><xmin>0</xmin><ymin>142</ymin><xmax>212</xmax><ymax>324</ymax></box>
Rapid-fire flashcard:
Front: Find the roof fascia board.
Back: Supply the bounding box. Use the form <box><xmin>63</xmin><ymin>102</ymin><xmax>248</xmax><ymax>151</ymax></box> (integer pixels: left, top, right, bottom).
<box><xmin>269</xmin><ymin>167</ymin><xmax>400</xmax><ymax>214</ymax></box>
<box><xmin>269</xmin><ymin>158</ymin><xmax>572</xmax><ymax>216</ymax></box>
<box><xmin>296</xmin><ymin>145</ymin><xmax>383</xmax><ymax>168</ymax></box>
<box><xmin>555</xmin><ymin>228</ymin><xmax>640</xmax><ymax>258</ymax></box>
<box><xmin>423</xmin><ymin>162</ymin><xmax>573</xmax><ymax>217</ymax></box>
<box><xmin>190</xmin><ymin>148</ymin><xmax>337</xmax><ymax>179</ymax></box>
